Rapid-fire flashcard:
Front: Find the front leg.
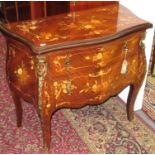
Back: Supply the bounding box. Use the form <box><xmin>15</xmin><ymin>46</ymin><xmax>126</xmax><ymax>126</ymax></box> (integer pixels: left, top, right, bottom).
<box><xmin>127</xmin><ymin>83</ymin><xmax>141</xmax><ymax>121</ymax></box>
<box><xmin>35</xmin><ymin>55</ymin><xmax>53</xmax><ymax>152</ymax></box>
<box><xmin>40</xmin><ymin>110</ymin><xmax>52</xmax><ymax>152</ymax></box>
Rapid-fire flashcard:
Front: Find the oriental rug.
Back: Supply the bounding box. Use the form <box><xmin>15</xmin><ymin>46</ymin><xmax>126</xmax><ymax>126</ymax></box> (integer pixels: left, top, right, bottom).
<box><xmin>142</xmin><ymin>32</ymin><xmax>155</xmax><ymax>123</ymax></box>
<box><xmin>0</xmin><ymin>33</ymin><xmax>155</xmax><ymax>154</ymax></box>
<box><xmin>0</xmin><ymin>93</ymin><xmax>155</xmax><ymax>153</ymax></box>
<box><xmin>143</xmin><ymin>76</ymin><xmax>155</xmax><ymax>123</ymax></box>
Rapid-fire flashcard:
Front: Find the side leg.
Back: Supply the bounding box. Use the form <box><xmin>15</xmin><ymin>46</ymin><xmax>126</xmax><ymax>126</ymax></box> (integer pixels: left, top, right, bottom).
<box><xmin>11</xmin><ymin>89</ymin><xmax>23</xmax><ymax>127</ymax></box>
<box><xmin>127</xmin><ymin>83</ymin><xmax>141</xmax><ymax>121</ymax></box>
<box><xmin>127</xmin><ymin>43</ymin><xmax>146</xmax><ymax>121</ymax></box>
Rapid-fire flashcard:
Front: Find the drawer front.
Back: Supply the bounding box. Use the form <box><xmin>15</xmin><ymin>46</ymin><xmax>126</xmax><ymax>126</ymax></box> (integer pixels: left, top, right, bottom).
<box><xmin>46</xmin><ymin>32</ymin><xmax>141</xmax><ymax>77</ymax></box>
<box><xmin>44</xmin><ymin>54</ymin><xmax>138</xmax><ymax>108</ymax></box>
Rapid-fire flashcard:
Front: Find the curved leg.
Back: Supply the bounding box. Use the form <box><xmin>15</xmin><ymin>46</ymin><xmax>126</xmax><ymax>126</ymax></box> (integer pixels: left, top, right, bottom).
<box><xmin>127</xmin><ymin>83</ymin><xmax>141</xmax><ymax>121</ymax></box>
<box><xmin>11</xmin><ymin>90</ymin><xmax>23</xmax><ymax>127</ymax></box>
<box><xmin>40</xmin><ymin>110</ymin><xmax>52</xmax><ymax>152</ymax></box>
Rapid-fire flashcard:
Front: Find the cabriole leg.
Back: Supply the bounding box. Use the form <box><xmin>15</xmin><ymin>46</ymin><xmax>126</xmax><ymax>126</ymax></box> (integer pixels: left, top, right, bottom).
<box><xmin>40</xmin><ymin>111</ymin><xmax>51</xmax><ymax>153</ymax></box>
<box><xmin>11</xmin><ymin>89</ymin><xmax>23</xmax><ymax>127</ymax></box>
<box><xmin>127</xmin><ymin>31</ymin><xmax>146</xmax><ymax>121</ymax></box>
<box><xmin>127</xmin><ymin>84</ymin><xmax>139</xmax><ymax>121</ymax></box>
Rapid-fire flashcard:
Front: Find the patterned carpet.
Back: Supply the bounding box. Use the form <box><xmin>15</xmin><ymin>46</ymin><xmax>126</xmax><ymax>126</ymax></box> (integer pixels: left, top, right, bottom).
<box><xmin>143</xmin><ymin>76</ymin><xmax>155</xmax><ymax>123</ymax></box>
<box><xmin>0</xmin><ymin>34</ymin><xmax>155</xmax><ymax>153</ymax></box>
<box><xmin>62</xmin><ymin>98</ymin><xmax>155</xmax><ymax>154</ymax></box>
<box><xmin>142</xmin><ymin>32</ymin><xmax>155</xmax><ymax>123</ymax></box>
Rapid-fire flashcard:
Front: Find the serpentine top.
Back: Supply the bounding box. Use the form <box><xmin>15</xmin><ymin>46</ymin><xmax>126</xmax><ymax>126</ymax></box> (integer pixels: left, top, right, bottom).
<box><xmin>0</xmin><ymin>4</ymin><xmax>152</xmax><ymax>53</ymax></box>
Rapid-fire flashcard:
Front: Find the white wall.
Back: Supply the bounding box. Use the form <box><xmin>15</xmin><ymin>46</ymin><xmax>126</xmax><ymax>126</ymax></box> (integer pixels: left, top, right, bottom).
<box><xmin>119</xmin><ymin>0</ymin><xmax>155</xmax><ymax>110</ymax></box>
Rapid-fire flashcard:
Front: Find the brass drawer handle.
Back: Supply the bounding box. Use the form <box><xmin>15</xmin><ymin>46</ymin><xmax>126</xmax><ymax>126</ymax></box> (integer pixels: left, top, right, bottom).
<box><xmin>124</xmin><ymin>41</ymin><xmax>129</xmax><ymax>53</ymax></box>
<box><xmin>139</xmin><ymin>32</ymin><xmax>146</xmax><ymax>49</ymax></box>
<box><xmin>121</xmin><ymin>41</ymin><xmax>128</xmax><ymax>74</ymax></box>
<box><xmin>65</xmin><ymin>56</ymin><xmax>71</xmax><ymax>71</ymax></box>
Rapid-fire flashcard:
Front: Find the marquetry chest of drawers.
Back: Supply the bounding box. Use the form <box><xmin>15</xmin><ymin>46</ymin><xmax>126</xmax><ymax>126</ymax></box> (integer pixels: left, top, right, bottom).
<box><xmin>0</xmin><ymin>4</ymin><xmax>152</xmax><ymax>151</ymax></box>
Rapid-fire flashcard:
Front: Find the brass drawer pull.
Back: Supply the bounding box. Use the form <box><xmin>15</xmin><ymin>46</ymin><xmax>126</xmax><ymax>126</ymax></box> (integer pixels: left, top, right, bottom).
<box><xmin>124</xmin><ymin>41</ymin><xmax>129</xmax><ymax>53</ymax></box>
<box><xmin>65</xmin><ymin>56</ymin><xmax>71</xmax><ymax>71</ymax></box>
<box><xmin>139</xmin><ymin>32</ymin><xmax>146</xmax><ymax>49</ymax></box>
<box><xmin>121</xmin><ymin>41</ymin><xmax>128</xmax><ymax>74</ymax></box>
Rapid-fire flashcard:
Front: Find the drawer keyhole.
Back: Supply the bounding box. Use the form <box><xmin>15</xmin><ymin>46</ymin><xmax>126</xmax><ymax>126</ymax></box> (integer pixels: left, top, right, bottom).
<box><xmin>66</xmin><ymin>81</ymin><xmax>72</xmax><ymax>95</ymax></box>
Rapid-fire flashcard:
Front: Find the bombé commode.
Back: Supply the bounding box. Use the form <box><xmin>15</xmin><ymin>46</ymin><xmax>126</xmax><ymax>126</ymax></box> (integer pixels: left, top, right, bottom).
<box><xmin>0</xmin><ymin>3</ymin><xmax>152</xmax><ymax>151</ymax></box>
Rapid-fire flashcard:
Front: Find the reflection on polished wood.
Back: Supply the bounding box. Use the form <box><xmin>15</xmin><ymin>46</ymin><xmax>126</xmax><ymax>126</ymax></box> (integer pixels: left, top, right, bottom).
<box><xmin>0</xmin><ymin>3</ymin><xmax>152</xmax><ymax>152</ymax></box>
<box><xmin>1</xmin><ymin>4</ymin><xmax>151</xmax><ymax>51</ymax></box>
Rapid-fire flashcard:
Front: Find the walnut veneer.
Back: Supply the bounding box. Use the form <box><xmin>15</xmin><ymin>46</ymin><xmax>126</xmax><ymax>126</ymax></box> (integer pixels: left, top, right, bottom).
<box><xmin>0</xmin><ymin>4</ymin><xmax>152</xmax><ymax>151</ymax></box>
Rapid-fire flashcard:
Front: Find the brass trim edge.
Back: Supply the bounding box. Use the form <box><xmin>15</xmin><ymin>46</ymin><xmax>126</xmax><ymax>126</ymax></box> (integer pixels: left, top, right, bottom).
<box><xmin>36</xmin><ymin>56</ymin><xmax>48</xmax><ymax>116</ymax></box>
<box><xmin>139</xmin><ymin>32</ymin><xmax>146</xmax><ymax>49</ymax></box>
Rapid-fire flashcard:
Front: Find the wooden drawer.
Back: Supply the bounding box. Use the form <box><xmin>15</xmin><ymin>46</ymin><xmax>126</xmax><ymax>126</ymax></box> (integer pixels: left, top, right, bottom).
<box><xmin>45</xmin><ymin>54</ymin><xmax>138</xmax><ymax>108</ymax></box>
<box><xmin>46</xmin><ymin>33</ymin><xmax>140</xmax><ymax>77</ymax></box>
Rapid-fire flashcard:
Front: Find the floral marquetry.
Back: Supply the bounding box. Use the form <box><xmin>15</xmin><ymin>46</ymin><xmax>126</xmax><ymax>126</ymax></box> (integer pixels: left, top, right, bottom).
<box><xmin>0</xmin><ymin>4</ymin><xmax>152</xmax><ymax>51</ymax></box>
<box><xmin>14</xmin><ymin>61</ymin><xmax>30</xmax><ymax>85</ymax></box>
<box><xmin>53</xmin><ymin>80</ymin><xmax>77</xmax><ymax>99</ymax></box>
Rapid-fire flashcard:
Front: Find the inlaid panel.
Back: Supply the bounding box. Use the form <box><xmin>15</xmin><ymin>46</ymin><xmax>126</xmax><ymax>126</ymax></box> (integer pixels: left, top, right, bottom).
<box><xmin>0</xmin><ymin>4</ymin><xmax>151</xmax><ymax>53</ymax></box>
<box><xmin>42</xmin><ymin>53</ymin><xmax>138</xmax><ymax>109</ymax></box>
<box><xmin>6</xmin><ymin>39</ymin><xmax>37</xmax><ymax>102</ymax></box>
<box><xmin>45</xmin><ymin>32</ymin><xmax>141</xmax><ymax>78</ymax></box>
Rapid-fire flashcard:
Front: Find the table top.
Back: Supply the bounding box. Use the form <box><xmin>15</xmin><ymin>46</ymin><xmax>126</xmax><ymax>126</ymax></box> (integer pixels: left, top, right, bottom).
<box><xmin>0</xmin><ymin>4</ymin><xmax>152</xmax><ymax>54</ymax></box>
